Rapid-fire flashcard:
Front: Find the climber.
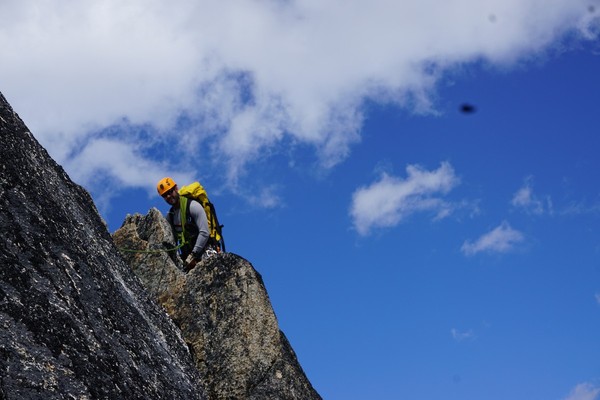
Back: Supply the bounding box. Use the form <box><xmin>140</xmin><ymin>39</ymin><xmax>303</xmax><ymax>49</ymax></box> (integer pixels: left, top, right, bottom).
<box><xmin>157</xmin><ymin>177</ymin><xmax>216</xmax><ymax>272</ymax></box>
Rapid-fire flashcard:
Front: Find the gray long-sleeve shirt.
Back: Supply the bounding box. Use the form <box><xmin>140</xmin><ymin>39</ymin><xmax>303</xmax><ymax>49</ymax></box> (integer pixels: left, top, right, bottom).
<box><xmin>171</xmin><ymin>199</ymin><xmax>210</xmax><ymax>255</ymax></box>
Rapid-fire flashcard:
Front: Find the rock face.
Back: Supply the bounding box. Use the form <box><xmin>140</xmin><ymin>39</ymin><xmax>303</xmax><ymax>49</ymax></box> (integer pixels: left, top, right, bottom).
<box><xmin>113</xmin><ymin>210</ymin><xmax>321</xmax><ymax>400</ymax></box>
<box><xmin>0</xmin><ymin>92</ymin><xmax>205</xmax><ymax>399</ymax></box>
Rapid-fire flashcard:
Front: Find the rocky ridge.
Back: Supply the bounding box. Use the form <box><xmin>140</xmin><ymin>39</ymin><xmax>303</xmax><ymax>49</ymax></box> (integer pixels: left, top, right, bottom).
<box><xmin>113</xmin><ymin>209</ymin><xmax>321</xmax><ymax>400</ymax></box>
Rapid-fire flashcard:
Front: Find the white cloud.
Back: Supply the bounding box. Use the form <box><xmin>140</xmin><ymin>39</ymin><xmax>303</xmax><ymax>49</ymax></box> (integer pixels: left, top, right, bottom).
<box><xmin>461</xmin><ymin>221</ymin><xmax>525</xmax><ymax>256</ymax></box>
<box><xmin>0</xmin><ymin>0</ymin><xmax>598</xmax><ymax>195</ymax></box>
<box><xmin>451</xmin><ymin>328</ymin><xmax>476</xmax><ymax>342</ymax></box>
<box><xmin>511</xmin><ymin>176</ymin><xmax>552</xmax><ymax>215</ymax></box>
<box><xmin>66</xmin><ymin>137</ymin><xmax>194</xmax><ymax>189</ymax></box>
<box><xmin>563</xmin><ymin>383</ymin><xmax>600</xmax><ymax>400</ymax></box>
<box><xmin>595</xmin><ymin>293</ymin><xmax>600</xmax><ymax>305</ymax></box>
<box><xmin>246</xmin><ymin>185</ymin><xmax>284</xmax><ymax>209</ymax></box>
<box><xmin>562</xmin><ymin>201</ymin><xmax>600</xmax><ymax>216</ymax></box>
<box><xmin>350</xmin><ymin>162</ymin><xmax>460</xmax><ymax>235</ymax></box>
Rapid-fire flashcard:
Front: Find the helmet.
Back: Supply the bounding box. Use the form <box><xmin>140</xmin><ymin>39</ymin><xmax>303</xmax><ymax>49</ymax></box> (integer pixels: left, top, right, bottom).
<box><xmin>157</xmin><ymin>177</ymin><xmax>176</xmax><ymax>196</ymax></box>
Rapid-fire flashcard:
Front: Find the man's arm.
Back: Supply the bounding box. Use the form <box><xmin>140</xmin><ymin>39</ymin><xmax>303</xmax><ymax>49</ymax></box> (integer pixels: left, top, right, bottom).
<box><xmin>188</xmin><ymin>200</ymin><xmax>210</xmax><ymax>256</ymax></box>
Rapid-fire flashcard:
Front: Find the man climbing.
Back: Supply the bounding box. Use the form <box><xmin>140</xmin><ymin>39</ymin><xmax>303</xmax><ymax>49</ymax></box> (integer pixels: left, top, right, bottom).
<box><xmin>157</xmin><ymin>177</ymin><xmax>217</xmax><ymax>271</ymax></box>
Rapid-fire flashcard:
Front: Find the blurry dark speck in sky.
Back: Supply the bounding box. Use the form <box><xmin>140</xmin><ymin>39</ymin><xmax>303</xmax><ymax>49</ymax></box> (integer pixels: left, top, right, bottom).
<box><xmin>589</xmin><ymin>5</ymin><xmax>596</xmax><ymax>13</ymax></box>
<box><xmin>460</xmin><ymin>103</ymin><xmax>477</xmax><ymax>114</ymax></box>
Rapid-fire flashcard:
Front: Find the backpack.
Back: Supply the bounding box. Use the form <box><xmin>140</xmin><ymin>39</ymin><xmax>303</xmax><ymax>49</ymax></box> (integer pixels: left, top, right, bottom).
<box><xmin>179</xmin><ymin>182</ymin><xmax>226</xmax><ymax>252</ymax></box>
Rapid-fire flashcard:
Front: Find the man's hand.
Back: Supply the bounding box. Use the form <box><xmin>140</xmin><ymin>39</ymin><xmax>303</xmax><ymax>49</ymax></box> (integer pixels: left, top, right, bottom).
<box><xmin>184</xmin><ymin>253</ymin><xmax>198</xmax><ymax>272</ymax></box>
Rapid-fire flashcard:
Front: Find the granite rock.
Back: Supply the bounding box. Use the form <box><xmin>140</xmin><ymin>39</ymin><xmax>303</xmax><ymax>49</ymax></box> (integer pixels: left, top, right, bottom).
<box><xmin>0</xmin><ymin>92</ymin><xmax>205</xmax><ymax>399</ymax></box>
<box><xmin>113</xmin><ymin>210</ymin><xmax>321</xmax><ymax>400</ymax></box>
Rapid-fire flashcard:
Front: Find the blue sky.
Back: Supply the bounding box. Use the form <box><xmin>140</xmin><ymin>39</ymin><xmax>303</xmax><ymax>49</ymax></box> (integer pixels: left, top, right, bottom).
<box><xmin>1</xmin><ymin>1</ymin><xmax>600</xmax><ymax>399</ymax></box>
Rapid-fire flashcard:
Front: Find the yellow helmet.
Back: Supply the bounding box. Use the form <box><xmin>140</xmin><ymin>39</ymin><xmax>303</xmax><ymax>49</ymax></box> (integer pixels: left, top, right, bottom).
<box><xmin>157</xmin><ymin>177</ymin><xmax>176</xmax><ymax>196</ymax></box>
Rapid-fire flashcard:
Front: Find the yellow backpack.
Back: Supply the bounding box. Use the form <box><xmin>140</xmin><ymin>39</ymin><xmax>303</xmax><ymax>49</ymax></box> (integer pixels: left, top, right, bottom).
<box><xmin>179</xmin><ymin>182</ymin><xmax>225</xmax><ymax>252</ymax></box>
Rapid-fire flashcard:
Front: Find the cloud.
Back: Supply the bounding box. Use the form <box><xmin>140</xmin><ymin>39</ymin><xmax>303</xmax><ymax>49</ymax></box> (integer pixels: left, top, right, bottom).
<box><xmin>0</xmin><ymin>0</ymin><xmax>598</xmax><ymax>195</ymax></box>
<box><xmin>511</xmin><ymin>176</ymin><xmax>552</xmax><ymax>215</ymax></box>
<box><xmin>64</xmin><ymin>136</ymin><xmax>197</xmax><ymax>210</ymax></box>
<box><xmin>461</xmin><ymin>221</ymin><xmax>525</xmax><ymax>256</ymax></box>
<box><xmin>350</xmin><ymin>162</ymin><xmax>460</xmax><ymax>235</ymax></box>
<box><xmin>562</xmin><ymin>201</ymin><xmax>600</xmax><ymax>216</ymax></box>
<box><xmin>246</xmin><ymin>185</ymin><xmax>284</xmax><ymax>209</ymax></box>
<box><xmin>451</xmin><ymin>328</ymin><xmax>476</xmax><ymax>342</ymax></box>
<box><xmin>563</xmin><ymin>383</ymin><xmax>600</xmax><ymax>400</ymax></box>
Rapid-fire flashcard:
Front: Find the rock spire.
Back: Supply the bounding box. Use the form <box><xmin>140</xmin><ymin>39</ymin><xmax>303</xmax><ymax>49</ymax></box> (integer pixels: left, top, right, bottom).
<box><xmin>114</xmin><ymin>209</ymin><xmax>321</xmax><ymax>399</ymax></box>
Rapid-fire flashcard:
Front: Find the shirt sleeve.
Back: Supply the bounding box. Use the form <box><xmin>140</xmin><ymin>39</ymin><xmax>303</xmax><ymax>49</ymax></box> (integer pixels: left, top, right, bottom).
<box><xmin>188</xmin><ymin>200</ymin><xmax>210</xmax><ymax>255</ymax></box>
